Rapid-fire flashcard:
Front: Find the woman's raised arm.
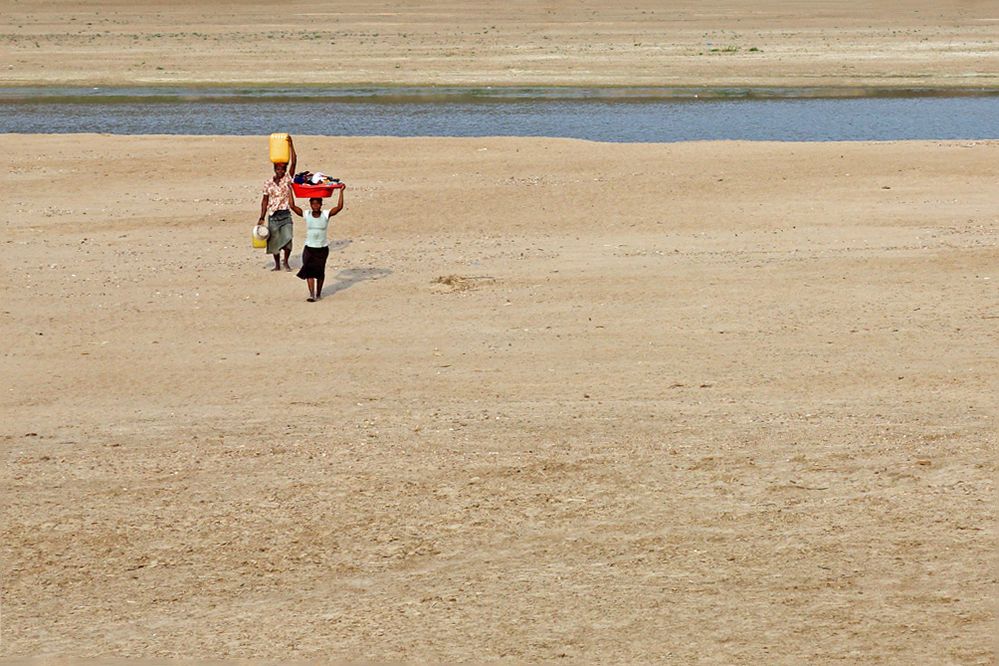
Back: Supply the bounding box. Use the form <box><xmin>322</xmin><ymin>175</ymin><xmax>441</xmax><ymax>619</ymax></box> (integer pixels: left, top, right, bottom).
<box><xmin>329</xmin><ymin>186</ymin><xmax>345</xmax><ymax>215</ymax></box>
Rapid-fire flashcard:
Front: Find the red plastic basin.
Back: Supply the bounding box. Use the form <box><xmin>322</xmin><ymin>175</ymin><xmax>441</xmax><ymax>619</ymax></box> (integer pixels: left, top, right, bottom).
<box><xmin>292</xmin><ymin>182</ymin><xmax>344</xmax><ymax>198</ymax></box>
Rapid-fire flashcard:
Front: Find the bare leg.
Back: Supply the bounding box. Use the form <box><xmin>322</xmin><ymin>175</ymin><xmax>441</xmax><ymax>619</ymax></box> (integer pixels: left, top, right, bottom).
<box><xmin>282</xmin><ymin>243</ymin><xmax>292</xmax><ymax>270</ymax></box>
<box><xmin>306</xmin><ymin>278</ymin><xmax>316</xmax><ymax>302</ymax></box>
<box><xmin>271</xmin><ymin>253</ymin><xmax>281</xmax><ymax>271</ymax></box>
<box><xmin>316</xmin><ymin>277</ymin><xmax>325</xmax><ymax>300</ymax></box>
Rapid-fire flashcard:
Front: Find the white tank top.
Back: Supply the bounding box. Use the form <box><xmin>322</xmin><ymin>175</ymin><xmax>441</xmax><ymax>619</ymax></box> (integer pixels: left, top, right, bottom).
<box><xmin>304</xmin><ymin>210</ymin><xmax>330</xmax><ymax>248</ymax></box>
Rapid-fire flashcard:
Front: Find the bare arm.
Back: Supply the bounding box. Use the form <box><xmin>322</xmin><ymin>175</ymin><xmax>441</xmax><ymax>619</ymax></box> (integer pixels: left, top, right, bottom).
<box><xmin>289</xmin><ymin>186</ymin><xmax>303</xmax><ymax>217</ymax></box>
<box><xmin>288</xmin><ymin>135</ymin><xmax>297</xmax><ymax>177</ymax></box>
<box><xmin>328</xmin><ymin>186</ymin><xmax>345</xmax><ymax>216</ymax></box>
<box><xmin>258</xmin><ymin>194</ymin><xmax>269</xmax><ymax>224</ymax></box>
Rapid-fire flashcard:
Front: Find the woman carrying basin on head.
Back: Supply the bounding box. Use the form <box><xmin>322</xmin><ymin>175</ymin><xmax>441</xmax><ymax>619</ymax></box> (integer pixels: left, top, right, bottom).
<box><xmin>258</xmin><ymin>135</ymin><xmax>300</xmax><ymax>271</ymax></box>
<box><xmin>293</xmin><ymin>186</ymin><xmax>345</xmax><ymax>302</ymax></box>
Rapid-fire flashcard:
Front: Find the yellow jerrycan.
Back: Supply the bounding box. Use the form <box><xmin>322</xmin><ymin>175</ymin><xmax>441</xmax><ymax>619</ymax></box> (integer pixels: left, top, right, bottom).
<box><xmin>269</xmin><ymin>133</ymin><xmax>290</xmax><ymax>163</ymax></box>
<box><xmin>251</xmin><ymin>224</ymin><xmax>268</xmax><ymax>249</ymax></box>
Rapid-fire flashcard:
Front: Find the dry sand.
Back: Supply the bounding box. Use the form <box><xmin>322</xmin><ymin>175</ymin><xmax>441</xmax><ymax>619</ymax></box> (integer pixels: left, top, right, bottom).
<box><xmin>1</xmin><ymin>135</ymin><xmax>996</xmax><ymax>661</ymax></box>
<box><xmin>1</xmin><ymin>0</ymin><xmax>998</xmax><ymax>89</ymax></box>
<box><xmin>3</xmin><ymin>1</ymin><xmax>997</xmax><ymax>661</ymax></box>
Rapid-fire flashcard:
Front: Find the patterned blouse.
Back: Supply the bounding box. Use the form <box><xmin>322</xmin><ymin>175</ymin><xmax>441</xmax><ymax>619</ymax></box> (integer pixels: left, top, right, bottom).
<box><xmin>262</xmin><ymin>174</ymin><xmax>294</xmax><ymax>215</ymax></box>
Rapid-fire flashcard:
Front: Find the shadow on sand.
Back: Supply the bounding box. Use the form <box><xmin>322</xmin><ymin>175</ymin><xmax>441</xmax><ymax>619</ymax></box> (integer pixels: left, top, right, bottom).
<box><xmin>322</xmin><ymin>267</ymin><xmax>392</xmax><ymax>297</ymax></box>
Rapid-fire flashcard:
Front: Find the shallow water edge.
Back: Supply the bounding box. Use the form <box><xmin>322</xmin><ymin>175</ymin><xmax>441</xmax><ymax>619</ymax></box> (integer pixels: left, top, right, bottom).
<box><xmin>2</xmin><ymin>84</ymin><xmax>998</xmax><ymax>104</ymax></box>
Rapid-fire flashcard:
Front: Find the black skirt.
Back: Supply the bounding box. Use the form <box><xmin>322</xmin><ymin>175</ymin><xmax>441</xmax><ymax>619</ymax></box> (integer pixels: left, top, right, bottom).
<box><xmin>297</xmin><ymin>245</ymin><xmax>330</xmax><ymax>280</ymax></box>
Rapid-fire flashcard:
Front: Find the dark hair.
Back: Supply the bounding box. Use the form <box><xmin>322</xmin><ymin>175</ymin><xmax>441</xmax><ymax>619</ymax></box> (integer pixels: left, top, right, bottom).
<box><xmin>309</xmin><ymin>197</ymin><xmax>323</xmax><ymax>204</ymax></box>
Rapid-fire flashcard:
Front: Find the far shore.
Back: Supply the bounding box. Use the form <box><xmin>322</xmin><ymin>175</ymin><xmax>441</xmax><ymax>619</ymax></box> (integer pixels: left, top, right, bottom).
<box><xmin>1</xmin><ymin>0</ymin><xmax>996</xmax><ymax>90</ymax></box>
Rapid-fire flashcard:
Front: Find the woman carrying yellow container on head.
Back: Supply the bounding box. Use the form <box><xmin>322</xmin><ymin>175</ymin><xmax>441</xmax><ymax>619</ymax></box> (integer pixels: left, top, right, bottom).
<box><xmin>258</xmin><ymin>134</ymin><xmax>301</xmax><ymax>271</ymax></box>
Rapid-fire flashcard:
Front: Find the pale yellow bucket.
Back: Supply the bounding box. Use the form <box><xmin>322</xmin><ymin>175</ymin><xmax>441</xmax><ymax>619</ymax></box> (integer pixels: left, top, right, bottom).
<box><xmin>252</xmin><ymin>225</ymin><xmax>268</xmax><ymax>249</ymax></box>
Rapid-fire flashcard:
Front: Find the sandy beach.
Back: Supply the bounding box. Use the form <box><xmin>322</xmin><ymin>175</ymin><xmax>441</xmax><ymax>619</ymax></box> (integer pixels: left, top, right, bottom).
<box><xmin>1</xmin><ymin>0</ymin><xmax>998</xmax><ymax>89</ymax></box>
<box><xmin>1</xmin><ymin>135</ymin><xmax>995</xmax><ymax>661</ymax></box>
<box><xmin>2</xmin><ymin>0</ymin><xmax>998</xmax><ymax>661</ymax></box>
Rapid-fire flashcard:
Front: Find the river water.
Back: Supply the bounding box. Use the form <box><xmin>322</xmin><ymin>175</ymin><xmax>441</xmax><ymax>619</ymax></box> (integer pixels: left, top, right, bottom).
<box><xmin>1</xmin><ymin>87</ymin><xmax>996</xmax><ymax>141</ymax></box>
